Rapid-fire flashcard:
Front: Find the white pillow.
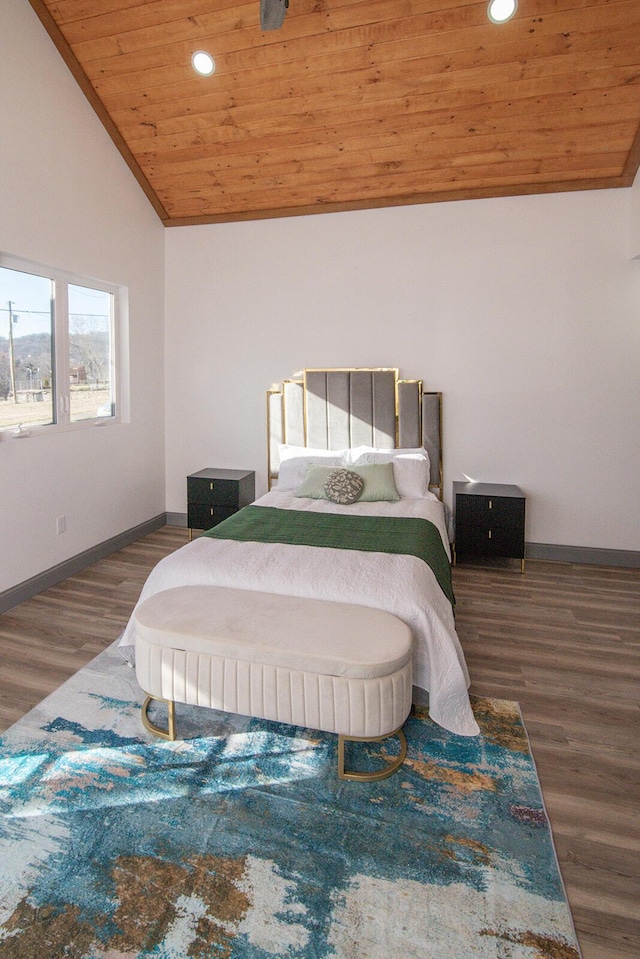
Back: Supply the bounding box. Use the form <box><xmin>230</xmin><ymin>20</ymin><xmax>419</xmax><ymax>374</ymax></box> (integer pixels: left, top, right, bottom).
<box><xmin>347</xmin><ymin>446</ymin><xmax>429</xmax><ymax>462</ymax></box>
<box><xmin>276</xmin><ymin>444</ymin><xmax>348</xmax><ymax>491</ymax></box>
<box><xmin>348</xmin><ymin>446</ymin><xmax>432</xmax><ymax>498</ymax></box>
<box><xmin>278</xmin><ymin>444</ymin><xmax>349</xmax><ymax>462</ymax></box>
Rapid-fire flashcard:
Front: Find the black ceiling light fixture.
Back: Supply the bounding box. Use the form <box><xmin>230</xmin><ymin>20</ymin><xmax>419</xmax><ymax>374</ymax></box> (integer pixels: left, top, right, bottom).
<box><xmin>260</xmin><ymin>0</ymin><xmax>289</xmax><ymax>30</ymax></box>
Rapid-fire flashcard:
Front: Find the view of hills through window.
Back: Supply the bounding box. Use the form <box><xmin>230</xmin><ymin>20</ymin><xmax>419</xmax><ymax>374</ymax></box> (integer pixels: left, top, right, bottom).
<box><xmin>0</xmin><ymin>266</ymin><xmax>113</xmax><ymax>431</ymax></box>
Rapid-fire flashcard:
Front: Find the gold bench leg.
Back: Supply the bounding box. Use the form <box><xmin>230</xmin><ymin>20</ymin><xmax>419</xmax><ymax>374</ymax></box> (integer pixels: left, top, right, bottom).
<box><xmin>338</xmin><ymin>727</ymin><xmax>408</xmax><ymax>782</ymax></box>
<box><xmin>141</xmin><ymin>695</ymin><xmax>177</xmax><ymax>741</ymax></box>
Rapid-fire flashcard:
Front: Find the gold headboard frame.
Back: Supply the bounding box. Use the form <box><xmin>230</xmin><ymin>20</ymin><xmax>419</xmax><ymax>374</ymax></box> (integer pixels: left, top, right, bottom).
<box><xmin>267</xmin><ymin>367</ymin><xmax>443</xmax><ymax>499</ymax></box>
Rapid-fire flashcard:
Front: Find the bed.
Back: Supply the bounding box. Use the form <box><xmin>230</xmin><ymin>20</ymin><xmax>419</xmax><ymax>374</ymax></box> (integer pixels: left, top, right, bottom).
<box><xmin>119</xmin><ymin>368</ymin><xmax>479</xmax><ymax>738</ymax></box>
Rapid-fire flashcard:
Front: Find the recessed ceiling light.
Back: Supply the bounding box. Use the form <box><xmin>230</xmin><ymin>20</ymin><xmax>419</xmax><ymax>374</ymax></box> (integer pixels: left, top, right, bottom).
<box><xmin>191</xmin><ymin>51</ymin><xmax>215</xmax><ymax>76</ymax></box>
<box><xmin>487</xmin><ymin>0</ymin><xmax>518</xmax><ymax>23</ymax></box>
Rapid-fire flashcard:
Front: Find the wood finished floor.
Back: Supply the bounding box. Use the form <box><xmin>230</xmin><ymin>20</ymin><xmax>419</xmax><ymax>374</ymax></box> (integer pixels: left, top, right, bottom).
<box><xmin>0</xmin><ymin>527</ymin><xmax>638</xmax><ymax>959</ymax></box>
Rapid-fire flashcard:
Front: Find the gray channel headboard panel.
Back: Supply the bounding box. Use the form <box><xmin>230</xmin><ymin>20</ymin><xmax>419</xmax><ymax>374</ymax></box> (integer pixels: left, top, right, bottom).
<box><xmin>267</xmin><ymin>368</ymin><xmax>443</xmax><ymax>497</ymax></box>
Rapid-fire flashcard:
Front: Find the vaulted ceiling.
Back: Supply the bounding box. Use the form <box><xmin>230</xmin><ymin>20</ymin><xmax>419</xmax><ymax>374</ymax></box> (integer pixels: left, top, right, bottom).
<box><xmin>29</xmin><ymin>0</ymin><xmax>640</xmax><ymax>226</ymax></box>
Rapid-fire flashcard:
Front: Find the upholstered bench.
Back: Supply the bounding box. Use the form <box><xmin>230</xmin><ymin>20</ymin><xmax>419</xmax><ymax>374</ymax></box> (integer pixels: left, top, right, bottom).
<box><xmin>133</xmin><ymin>585</ymin><xmax>413</xmax><ymax>781</ymax></box>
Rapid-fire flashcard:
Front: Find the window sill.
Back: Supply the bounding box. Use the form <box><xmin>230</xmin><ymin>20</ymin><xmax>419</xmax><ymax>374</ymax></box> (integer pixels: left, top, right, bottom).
<box><xmin>0</xmin><ymin>418</ymin><xmax>125</xmax><ymax>441</ymax></box>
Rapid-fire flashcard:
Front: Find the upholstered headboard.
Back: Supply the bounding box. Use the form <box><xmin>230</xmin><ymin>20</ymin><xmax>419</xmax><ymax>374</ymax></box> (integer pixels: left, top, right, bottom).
<box><xmin>267</xmin><ymin>368</ymin><xmax>443</xmax><ymax>497</ymax></box>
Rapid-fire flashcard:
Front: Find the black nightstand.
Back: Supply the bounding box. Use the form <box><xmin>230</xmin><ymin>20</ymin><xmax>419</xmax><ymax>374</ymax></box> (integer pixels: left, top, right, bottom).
<box><xmin>453</xmin><ymin>482</ymin><xmax>526</xmax><ymax>573</ymax></box>
<box><xmin>187</xmin><ymin>468</ymin><xmax>255</xmax><ymax>539</ymax></box>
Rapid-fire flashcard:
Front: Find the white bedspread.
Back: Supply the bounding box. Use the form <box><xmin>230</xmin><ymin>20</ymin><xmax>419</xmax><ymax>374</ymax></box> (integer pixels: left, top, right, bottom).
<box><xmin>119</xmin><ymin>491</ymin><xmax>479</xmax><ymax>737</ymax></box>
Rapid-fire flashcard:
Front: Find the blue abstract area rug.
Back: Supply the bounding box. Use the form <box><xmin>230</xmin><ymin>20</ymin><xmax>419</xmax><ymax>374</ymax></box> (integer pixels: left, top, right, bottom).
<box><xmin>0</xmin><ymin>643</ymin><xmax>581</xmax><ymax>959</ymax></box>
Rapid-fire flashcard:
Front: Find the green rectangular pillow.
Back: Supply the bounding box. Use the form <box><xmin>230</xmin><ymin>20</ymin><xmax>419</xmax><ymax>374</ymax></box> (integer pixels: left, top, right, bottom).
<box><xmin>295</xmin><ymin>463</ymin><xmax>400</xmax><ymax>502</ymax></box>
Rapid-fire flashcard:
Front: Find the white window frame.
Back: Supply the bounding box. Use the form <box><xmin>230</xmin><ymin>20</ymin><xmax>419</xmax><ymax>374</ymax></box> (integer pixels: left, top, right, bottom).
<box><xmin>0</xmin><ymin>252</ymin><xmax>127</xmax><ymax>436</ymax></box>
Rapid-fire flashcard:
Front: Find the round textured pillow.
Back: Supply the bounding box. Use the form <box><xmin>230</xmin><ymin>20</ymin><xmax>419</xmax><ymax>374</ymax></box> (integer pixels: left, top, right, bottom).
<box><xmin>323</xmin><ymin>468</ymin><xmax>364</xmax><ymax>505</ymax></box>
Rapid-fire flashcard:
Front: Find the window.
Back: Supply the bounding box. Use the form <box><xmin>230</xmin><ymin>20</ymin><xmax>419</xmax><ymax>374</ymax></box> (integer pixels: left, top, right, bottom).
<box><xmin>0</xmin><ymin>255</ymin><xmax>123</xmax><ymax>434</ymax></box>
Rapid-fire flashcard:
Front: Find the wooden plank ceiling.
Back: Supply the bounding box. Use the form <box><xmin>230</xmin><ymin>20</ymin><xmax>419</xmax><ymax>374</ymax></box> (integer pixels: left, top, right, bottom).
<box><xmin>30</xmin><ymin>0</ymin><xmax>640</xmax><ymax>225</ymax></box>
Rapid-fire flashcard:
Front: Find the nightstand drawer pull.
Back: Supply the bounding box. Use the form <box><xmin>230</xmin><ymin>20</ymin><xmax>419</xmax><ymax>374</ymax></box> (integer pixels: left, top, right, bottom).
<box><xmin>489</xmin><ymin>500</ymin><xmax>492</xmax><ymax>509</ymax></box>
<box><xmin>488</xmin><ymin>529</ymin><xmax>492</xmax><ymax>539</ymax></box>
<box><xmin>210</xmin><ymin>482</ymin><xmax>214</xmax><ymax>491</ymax></box>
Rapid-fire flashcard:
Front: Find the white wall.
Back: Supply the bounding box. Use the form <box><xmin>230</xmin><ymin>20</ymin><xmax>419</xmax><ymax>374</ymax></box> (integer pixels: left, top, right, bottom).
<box><xmin>0</xmin><ymin>0</ymin><xmax>166</xmax><ymax>593</ymax></box>
<box><xmin>632</xmin><ymin>169</ymin><xmax>640</xmax><ymax>259</ymax></box>
<box><xmin>165</xmin><ymin>186</ymin><xmax>640</xmax><ymax>553</ymax></box>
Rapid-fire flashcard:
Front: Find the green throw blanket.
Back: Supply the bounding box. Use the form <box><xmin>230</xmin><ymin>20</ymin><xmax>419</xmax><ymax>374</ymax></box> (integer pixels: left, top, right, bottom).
<box><xmin>204</xmin><ymin>505</ymin><xmax>455</xmax><ymax>606</ymax></box>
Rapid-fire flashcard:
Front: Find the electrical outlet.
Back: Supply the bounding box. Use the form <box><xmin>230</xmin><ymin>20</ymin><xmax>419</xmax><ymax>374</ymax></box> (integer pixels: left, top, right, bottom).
<box><xmin>56</xmin><ymin>515</ymin><xmax>66</xmax><ymax>535</ymax></box>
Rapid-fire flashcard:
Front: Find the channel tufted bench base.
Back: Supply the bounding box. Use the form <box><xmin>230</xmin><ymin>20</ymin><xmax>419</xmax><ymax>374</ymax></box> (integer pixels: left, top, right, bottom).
<box><xmin>134</xmin><ymin>585</ymin><xmax>413</xmax><ymax>782</ymax></box>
